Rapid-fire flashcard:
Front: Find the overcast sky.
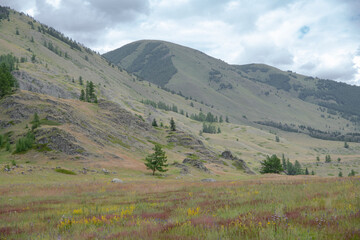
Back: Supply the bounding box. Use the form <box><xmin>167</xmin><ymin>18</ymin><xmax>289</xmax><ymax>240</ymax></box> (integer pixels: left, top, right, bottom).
<box><xmin>3</xmin><ymin>0</ymin><xmax>360</xmax><ymax>84</ymax></box>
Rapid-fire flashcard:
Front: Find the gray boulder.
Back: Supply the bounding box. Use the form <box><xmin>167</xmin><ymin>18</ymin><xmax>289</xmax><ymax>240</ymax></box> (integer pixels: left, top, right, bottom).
<box><xmin>111</xmin><ymin>178</ymin><xmax>123</xmax><ymax>183</ymax></box>
<box><xmin>201</xmin><ymin>178</ymin><xmax>216</xmax><ymax>182</ymax></box>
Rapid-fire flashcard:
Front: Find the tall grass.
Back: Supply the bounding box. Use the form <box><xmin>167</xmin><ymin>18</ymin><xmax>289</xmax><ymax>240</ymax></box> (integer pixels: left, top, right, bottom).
<box><xmin>0</xmin><ymin>176</ymin><xmax>359</xmax><ymax>239</ymax></box>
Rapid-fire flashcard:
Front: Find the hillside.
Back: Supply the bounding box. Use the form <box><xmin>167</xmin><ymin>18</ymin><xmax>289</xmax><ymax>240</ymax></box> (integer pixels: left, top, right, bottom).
<box><xmin>0</xmin><ymin>7</ymin><xmax>360</xmax><ymax>179</ymax></box>
<box><xmin>104</xmin><ymin>40</ymin><xmax>360</xmax><ymax>142</ymax></box>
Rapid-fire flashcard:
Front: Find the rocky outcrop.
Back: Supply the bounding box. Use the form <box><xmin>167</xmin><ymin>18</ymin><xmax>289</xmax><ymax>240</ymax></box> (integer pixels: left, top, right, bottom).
<box><xmin>183</xmin><ymin>158</ymin><xmax>210</xmax><ymax>173</ymax></box>
<box><xmin>167</xmin><ymin>132</ymin><xmax>221</xmax><ymax>164</ymax></box>
<box><xmin>13</xmin><ymin>71</ymin><xmax>76</xmax><ymax>99</ymax></box>
<box><xmin>221</xmin><ymin>150</ymin><xmax>255</xmax><ymax>174</ymax></box>
<box><xmin>172</xmin><ymin>162</ymin><xmax>190</xmax><ymax>175</ymax></box>
<box><xmin>35</xmin><ymin>127</ymin><xmax>88</xmax><ymax>156</ymax></box>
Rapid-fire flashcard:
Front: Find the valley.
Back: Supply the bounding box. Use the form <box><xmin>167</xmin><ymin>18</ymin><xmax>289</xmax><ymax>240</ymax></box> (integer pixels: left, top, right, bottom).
<box><xmin>0</xmin><ymin>6</ymin><xmax>359</xmax><ymax>239</ymax></box>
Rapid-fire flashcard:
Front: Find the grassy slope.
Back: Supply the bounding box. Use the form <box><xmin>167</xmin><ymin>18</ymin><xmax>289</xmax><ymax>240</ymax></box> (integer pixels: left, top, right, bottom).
<box><xmin>104</xmin><ymin>40</ymin><xmax>355</xmax><ymax>134</ymax></box>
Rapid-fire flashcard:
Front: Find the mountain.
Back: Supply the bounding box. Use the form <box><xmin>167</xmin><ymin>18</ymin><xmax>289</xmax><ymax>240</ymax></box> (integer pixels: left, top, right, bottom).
<box><xmin>104</xmin><ymin>40</ymin><xmax>360</xmax><ymax>141</ymax></box>
<box><xmin>1</xmin><ymin>7</ymin><xmax>360</xmax><ymax>178</ymax></box>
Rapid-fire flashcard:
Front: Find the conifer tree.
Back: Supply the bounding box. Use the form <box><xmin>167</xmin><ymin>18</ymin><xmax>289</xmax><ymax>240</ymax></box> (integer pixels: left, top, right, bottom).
<box><xmin>31</xmin><ymin>112</ymin><xmax>40</xmax><ymax>130</ymax></box>
<box><xmin>170</xmin><ymin>118</ymin><xmax>176</xmax><ymax>131</ymax></box>
<box><xmin>152</xmin><ymin>118</ymin><xmax>158</xmax><ymax>127</ymax></box>
<box><xmin>282</xmin><ymin>154</ymin><xmax>287</xmax><ymax>170</ymax></box>
<box><xmin>305</xmin><ymin>167</ymin><xmax>309</xmax><ymax>175</ymax></box>
<box><xmin>294</xmin><ymin>160</ymin><xmax>302</xmax><ymax>175</ymax></box>
<box><xmin>260</xmin><ymin>155</ymin><xmax>283</xmax><ymax>174</ymax></box>
<box><xmin>79</xmin><ymin>89</ymin><xmax>85</xmax><ymax>101</ymax></box>
<box><xmin>144</xmin><ymin>144</ymin><xmax>168</xmax><ymax>175</ymax></box>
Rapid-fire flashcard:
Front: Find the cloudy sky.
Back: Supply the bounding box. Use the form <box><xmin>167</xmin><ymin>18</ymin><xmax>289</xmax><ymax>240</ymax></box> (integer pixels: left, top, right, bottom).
<box><xmin>3</xmin><ymin>0</ymin><xmax>360</xmax><ymax>84</ymax></box>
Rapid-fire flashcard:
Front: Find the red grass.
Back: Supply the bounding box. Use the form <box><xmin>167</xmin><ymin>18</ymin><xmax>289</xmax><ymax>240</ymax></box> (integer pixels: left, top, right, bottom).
<box><xmin>0</xmin><ymin>226</ymin><xmax>23</xmax><ymax>237</ymax></box>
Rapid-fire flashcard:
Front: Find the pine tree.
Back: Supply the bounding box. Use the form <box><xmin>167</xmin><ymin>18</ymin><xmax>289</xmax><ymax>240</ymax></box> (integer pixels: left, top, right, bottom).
<box><xmin>217</xmin><ymin>127</ymin><xmax>221</xmax><ymax>133</ymax></box>
<box><xmin>311</xmin><ymin>170</ymin><xmax>315</xmax><ymax>175</ymax></box>
<box><xmin>305</xmin><ymin>167</ymin><xmax>309</xmax><ymax>175</ymax></box>
<box><xmin>31</xmin><ymin>112</ymin><xmax>40</xmax><ymax>130</ymax></box>
<box><xmin>338</xmin><ymin>171</ymin><xmax>343</xmax><ymax>177</ymax></box>
<box><xmin>294</xmin><ymin>160</ymin><xmax>302</xmax><ymax>175</ymax></box>
<box><xmin>260</xmin><ymin>155</ymin><xmax>283</xmax><ymax>174</ymax></box>
<box><xmin>85</xmin><ymin>81</ymin><xmax>90</xmax><ymax>102</ymax></box>
<box><xmin>144</xmin><ymin>144</ymin><xmax>168</xmax><ymax>175</ymax></box>
<box><xmin>152</xmin><ymin>118</ymin><xmax>158</xmax><ymax>127</ymax></box>
<box><xmin>225</xmin><ymin>116</ymin><xmax>229</xmax><ymax>123</ymax></box>
<box><xmin>170</xmin><ymin>118</ymin><xmax>176</xmax><ymax>131</ymax></box>
<box><xmin>89</xmin><ymin>81</ymin><xmax>95</xmax><ymax>99</ymax></box>
<box><xmin>286</xmin><ymin>159</ymin><xmax>296</xmax><ymax>175</ymax></box>
<box><xmin>344</xmin><ymin>141</ymin><xmax>349</xmax><ymax>149</ymax></box>
<box><xmin>79</xmin><ymin>76</ymin><xmax>83</xmax><ymax>85</ymax></box>
<box><xmin>79</xmin><ymin>89</ymin><xmax>85</xmax><ymax>101</ymax></box>
<box><xmin>219</xmin><ymin>116</ymin><xmax>223</xmax><ymax>123</ymax></box>
<box><xmin>0</xmin><ymin>63</ymin><xmax>17</xmax><ymax>98</ymax></box>
<box><xmin>348</xmin><ymin>169</ymin><xmax>356</xmax><ymax>177</ymax></box>
<box><xmin>325</xmin><ymin>155</ymin><xmax>331</xmax><ymax>163</ymax></box>
<box><xmin>282</xmin><ymin>154</ymin><xmax>287</xmax><ymax>170</ymax></box>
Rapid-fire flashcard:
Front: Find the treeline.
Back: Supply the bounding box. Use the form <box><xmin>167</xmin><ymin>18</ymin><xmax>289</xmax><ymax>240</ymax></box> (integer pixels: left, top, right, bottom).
<box><xmin>260</xmin><ymin>154</ymin><xmax>312</xmax><ymax>175</ymax></box>
<box><xmin>38</xmin><ymin>25</ymin><xmax>82</xmax><ymax>51</ymax></box>
<box><xmin>255</xmin><ymin>121</ymin><xmax>298</xmax><ymax>133</ymax></box>
<box><xmin>281</xmin><ymin>155</ymin><xmax>310</xmax><ymax>175</ymax></box>
<box><xmin>202</xmin><ymin>123</ymin><xmax>221</xmax><ymax>134</ymax></box>
<box><xmin>256</xmin><ymin>120</ymin><xmax>360</xmax><ymax>142</ymax></box>
<box><xmin>0</xmin><ymin>6</ymin><xmax>10</xmax><ymax>21</ymax></box>
<box><xmin>298</xmin><ymin>79</ymin><xmax>360</xmax><ymax>121</ymax></box>
<box><xmin>141</xmin><ymin>99</ymin><xmax>180</xmax><ymax>114</ymax></box>
<box><xmin>43</xmin><ymin>40</ymin><xmax>68</xmax><ymax>58</ymax></box>
<box><xmin>190</xmin><ymin>111</ymin><xmax>229</xmax><ymax>123</ymax></box>
<box><xmin>0</xmin><ymin>54</ymin><xmax>18</xmax><ymax>98</ymax></box>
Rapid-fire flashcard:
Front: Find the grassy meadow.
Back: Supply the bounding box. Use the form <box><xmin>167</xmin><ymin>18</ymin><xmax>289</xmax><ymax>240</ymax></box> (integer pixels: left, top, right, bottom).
<box><xmin>0</xmin><ymin>172</ymin><xmax>359</xmax><ymax>240</ymax></box>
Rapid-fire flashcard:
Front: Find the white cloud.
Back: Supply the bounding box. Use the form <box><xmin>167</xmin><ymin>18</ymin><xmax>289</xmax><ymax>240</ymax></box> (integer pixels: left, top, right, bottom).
<box><xmin>3</xmin><ymin>0</ymin><xmax>360</xmax><ymax>84</ymax></box>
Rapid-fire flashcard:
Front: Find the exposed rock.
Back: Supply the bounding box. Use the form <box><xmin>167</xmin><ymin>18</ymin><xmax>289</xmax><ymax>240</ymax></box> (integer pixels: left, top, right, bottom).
<box><xmin>172</xmin><ymin>162</ymin><xmax>190</xmax><ymax>175</ymax></box>
<box><xmin>102</xmin><ymin>168</ymin><xmax>109</xmax><ymax>174</ymax></box>
<box><xmin>168</xmin><ymin>132</ymin><xmax>220</xmax><ymax>164</ymax></box>
<box><xmin>35</xmin><ymin>128</ymin><xmax>88</xmax><ymax>156</ymax></box>
<box><xmin>201</xmin><ymin>178</ymin><xmax>216</xmax><ymax>182</ymax></box>
<box><xmin>13</xmin><ymin>71</ymin><xmax>76</xmax><ymax>99</ymax></box>
<box><xmin>221</xmin><ymin>150</ymin><xmax>255</xmax><ymax>175</ymax></box>
<box><xmin>111</xmin><ymin>178</ymin><xmax>123</xmax><ymax>183</ymax></box>
<box><xmin>183</xmin><ymin>158</ymin><xmax>210</xmax><ymax>173</ymax></box>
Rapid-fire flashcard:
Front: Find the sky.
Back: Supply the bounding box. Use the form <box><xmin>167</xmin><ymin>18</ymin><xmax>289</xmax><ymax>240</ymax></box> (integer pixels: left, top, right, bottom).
<box><xmin>2</xmin><ymin>0</ymin><xmax>360</xmax><ymax>84</ymax></box>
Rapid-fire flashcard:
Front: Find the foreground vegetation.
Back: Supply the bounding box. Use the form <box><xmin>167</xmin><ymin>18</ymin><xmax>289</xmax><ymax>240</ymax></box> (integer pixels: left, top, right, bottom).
<box><xmin>0</xmin><ymin>174</ymin><xmax>359</xmax><ymax>239</ymax></box>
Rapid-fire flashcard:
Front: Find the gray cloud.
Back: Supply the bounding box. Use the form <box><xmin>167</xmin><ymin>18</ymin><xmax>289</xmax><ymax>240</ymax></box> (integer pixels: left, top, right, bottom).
<box><xmin>2</xmin><ymin>0</ymin><xmax>360</xmax><ymax>84</ymax></box>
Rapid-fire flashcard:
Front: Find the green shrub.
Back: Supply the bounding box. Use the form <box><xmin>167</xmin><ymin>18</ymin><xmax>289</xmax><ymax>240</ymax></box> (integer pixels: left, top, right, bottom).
<box><xmin>55</xmin><ymin>168</ymin><xmax>77</xmax><ymax>175</ymax></box>
<box><xmin>14</xmin><ymin>131</ymin><xmax>35</xmax><ymax>153</ymax></box>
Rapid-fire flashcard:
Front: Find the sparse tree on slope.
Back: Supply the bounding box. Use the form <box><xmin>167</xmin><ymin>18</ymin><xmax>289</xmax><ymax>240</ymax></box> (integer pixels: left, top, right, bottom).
<box><xmin>145</xmin><ymin>144</ymin><xmax>168</xmax><ymax>175</ymax></box>
<box><xmin>170</xmin><ymin>118</ymin><xmax>176</xmax><ymax>131</ymax></box>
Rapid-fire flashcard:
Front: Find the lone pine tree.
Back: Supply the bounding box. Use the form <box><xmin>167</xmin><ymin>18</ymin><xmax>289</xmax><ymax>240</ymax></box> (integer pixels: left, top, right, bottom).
<box><xmin>170</xmin><ymin>118</ymin><xmax>176</xmax><ymax>131</ymax></box>
<box><xmin>145</xmin><ymin>144</ymin><xmax>168</xmax><ymax>175</ymax></box>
